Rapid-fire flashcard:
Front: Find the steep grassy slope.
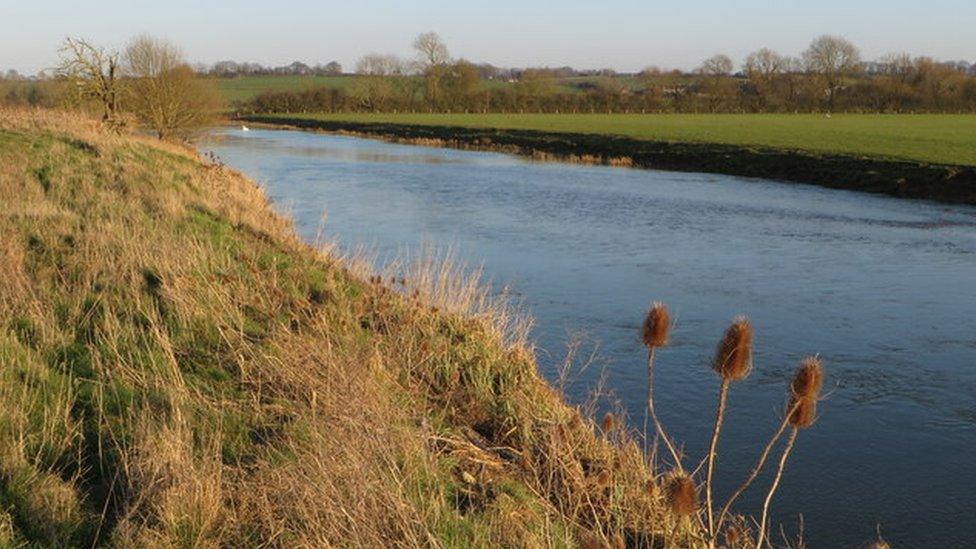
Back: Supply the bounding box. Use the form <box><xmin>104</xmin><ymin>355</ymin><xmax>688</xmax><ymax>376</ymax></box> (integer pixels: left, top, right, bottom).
<box><xmin>0</xmin><ymin>109</ymin><xmax>696</xmax><ymax>547</ymax></box>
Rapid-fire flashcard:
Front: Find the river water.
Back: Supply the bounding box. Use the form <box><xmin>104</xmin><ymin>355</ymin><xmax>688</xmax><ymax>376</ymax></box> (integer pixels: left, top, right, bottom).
<box><xmin>203</xmin><ymin>127</ymin><xmax>976</xmax><ymax>548</ymax></box>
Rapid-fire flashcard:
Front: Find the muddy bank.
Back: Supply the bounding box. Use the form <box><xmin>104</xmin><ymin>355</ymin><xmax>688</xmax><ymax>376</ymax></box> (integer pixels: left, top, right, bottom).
<box><xmin>242</xmin><ymin>116</ymin><xmax>976</xmax><ymax>205</ymax></box>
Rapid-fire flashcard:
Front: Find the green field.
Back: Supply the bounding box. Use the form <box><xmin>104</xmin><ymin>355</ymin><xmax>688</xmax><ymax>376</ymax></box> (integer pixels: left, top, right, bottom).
<box><xmin>259</xmin><ymin>112</ymin><xmax>976</xmax><ymax>166</ymax></box>
<box><xmin>216</xmin><ymin>75</ymin><xmax>358</xmax><ymax>102</ymax></box>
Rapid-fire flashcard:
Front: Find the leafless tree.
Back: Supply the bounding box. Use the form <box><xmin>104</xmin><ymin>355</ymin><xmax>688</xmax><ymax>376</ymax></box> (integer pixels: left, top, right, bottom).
<box><xmin>878</xmin><ymin>52</ymin><xmax>914</xmax><ymax>81</ymax></box>
<box><xmin>356</xmin><ymin>54</ymin><xmax>409</xmax><ymax>76</ymax></box>
<box><xmin>57</xmin><ymin>37</ymin><xmax>122</xmax><ymax>125</ymax></box>
<box><xmin>699</xmin><ymin>54</ymin><xmax>734</xmax><ymax>76</ymax></box>
<box><xmin>413</xmin><ymin>32</ymin><xmax>451</xmax><ymax>105</ymax></box>
<box><xmin>744</xmin><ymin>48</ymin><xmax>785</xmax><ymax>81</ymax></box>
<box><xmin>412</xmin><ymin>32</ymin><xmax>450</xmax><ymax>68</ymax></box>
<box><xmin>124</xmin><ymin>35</ymin><xmax>221</xmax><ymax>139</ymax></box>
<box><xmin>744</xmin><ymin>48</ymin><xmax>786</xmax><ymax>109</ymax></box>
<box><xmin>803</xmin><ymin>35</ymin><xmax>861</xmax><ymax>111</ymax></box>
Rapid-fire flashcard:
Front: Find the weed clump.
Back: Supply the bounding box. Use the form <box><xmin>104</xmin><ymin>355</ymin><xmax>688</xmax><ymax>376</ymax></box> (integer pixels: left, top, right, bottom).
<box><xmin>631</xmin><ymin>301</ymin><xmax>826</xmax><ymax>547</ymax></box>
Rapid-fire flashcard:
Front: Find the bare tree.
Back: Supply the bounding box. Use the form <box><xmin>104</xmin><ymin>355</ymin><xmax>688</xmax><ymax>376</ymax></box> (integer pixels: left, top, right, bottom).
<box><xmin>699</xmin><ymin>54</ymin><xmax>734</xmax><ymax>76</ymax></box>
<box><xmin>124</xmin><ymin>35</ymin><xmax>221</xmax><ymax>139</ymax></box>
<box><xmin>356</xmin><ymin>54</ymin><xmax>408</xmax><ymax>76</ymax></box>
<box><xmin>744</xmin><ymin>48</ymin><xmax>786</xmax><ymax>109</ymax></box>
<box><xmin>697</xmin><ymin>55</ymin><xmax>737</xmax><ymax>112</ymax></box>
<box><xmin>744</xmin><ymin>48</ymin><xmax>785</xmax><ymax>81</ymax></box>
<box><xmin>413</xmin><ymin>32</ymin><xmax>451</xmax><ymax>106</ymax></box>
<box><xmin>57</xmin><ymin>37</ymin><xmax>122</xmax><ymax>125</ymax></box>
<box><xmin>803</xmin><ymin>35</ymin><xmax>861</xmax><ymax>111</ymax></box>
<box><xmin>412</xmin><ymin>32</ymin><xmax>450</xmax><ymax>68</ymax></box>
<box><xmin>878</xmin><ymin>52</ymin><xmax>914</xmax><ymax>81</ymax></box>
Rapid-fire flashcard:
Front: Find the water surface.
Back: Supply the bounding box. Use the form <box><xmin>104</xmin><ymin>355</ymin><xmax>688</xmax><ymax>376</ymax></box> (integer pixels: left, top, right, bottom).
<box><xmin>204</xmin><ymin>128</ymin><xmax>976</xmax><ymax>548</ymax></box>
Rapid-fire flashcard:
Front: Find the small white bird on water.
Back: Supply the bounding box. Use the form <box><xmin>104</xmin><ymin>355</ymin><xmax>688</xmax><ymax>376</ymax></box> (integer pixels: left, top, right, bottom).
<box><xmin>241</xmin><ymin>125</ymin><xmax>250</xmax><ymax>132</ymax></box>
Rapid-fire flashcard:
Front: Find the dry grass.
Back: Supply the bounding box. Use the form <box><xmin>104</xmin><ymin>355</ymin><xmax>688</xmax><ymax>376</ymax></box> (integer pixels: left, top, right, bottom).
<box><xmin>0</xmin><ymin>107</ymin><xmax>702</xmax><ymax>547</ymax></box>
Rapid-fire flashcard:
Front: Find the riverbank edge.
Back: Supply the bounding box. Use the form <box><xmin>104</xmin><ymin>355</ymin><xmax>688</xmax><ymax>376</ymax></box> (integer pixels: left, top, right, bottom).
<box><xmin>0</xmin><ymin>107</ymin><xmax>686</xmax><ymax>546</ymax></box>
<box><xmin>241</xmin><ymin>115</ymin><xmax>976</xmax><ymax>205</ymax></box>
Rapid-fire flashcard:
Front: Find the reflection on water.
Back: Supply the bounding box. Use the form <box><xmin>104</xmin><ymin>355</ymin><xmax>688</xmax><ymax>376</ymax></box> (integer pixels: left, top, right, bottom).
<box><xmin>202</xmin><ymin>127</ymin><xmax>976</xmax><ymax>548</ymax></box>
<box><xmin>209</xmin><ymin>133</ymin><xmax>495</xmax><ymax>166</ymax></box>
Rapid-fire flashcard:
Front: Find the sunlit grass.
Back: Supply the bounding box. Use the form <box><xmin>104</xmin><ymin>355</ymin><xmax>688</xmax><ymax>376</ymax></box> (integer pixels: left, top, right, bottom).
<box><xmin>270</xmin><ymin>112</ymin><xmax>976</xmax><ymax>166</ymax></box>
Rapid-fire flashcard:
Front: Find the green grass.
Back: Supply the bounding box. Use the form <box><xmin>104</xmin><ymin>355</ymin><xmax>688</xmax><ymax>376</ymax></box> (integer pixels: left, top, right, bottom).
<box><xmin>265</xmin><ymin>112</ymin><xmax>976</xmax><ymax>166</ymax></box>
<box><xmin>216</xmin><ymin>75</ymin><xmax>358</xmax><ymax>102</ymax></box>
<box><xmin>0</xmin><ymin>108</ymin><xmax>674</xmax><ymax>547</ymax></box>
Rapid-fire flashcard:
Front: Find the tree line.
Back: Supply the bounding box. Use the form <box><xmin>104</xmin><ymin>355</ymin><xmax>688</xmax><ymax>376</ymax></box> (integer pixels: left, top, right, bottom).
<box><xmin>2</xmin><ymin>35</ymin><xmax>221</xmax><ymax>139</ymax></box>
<box><xmin>206</xmin><ymin>59</ymin><xmax>343</xmax><ymax>77</ymax></box>
<box><xmin>241</xmin><ymin>33</ymin><xmax>976</xmax><ymax>114</ymax></box>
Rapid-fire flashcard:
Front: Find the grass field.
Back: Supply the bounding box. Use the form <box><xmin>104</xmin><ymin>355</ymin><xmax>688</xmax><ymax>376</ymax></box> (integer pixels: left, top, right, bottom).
<box><xmin>259</xmin><ymin>112</ymin><xmax>976</xmax><ymax>166</ymax></box>
<box><xmin>216</xmin><ymin>75</ymin><xmax>357</xmax><ymax>102</ymax></box>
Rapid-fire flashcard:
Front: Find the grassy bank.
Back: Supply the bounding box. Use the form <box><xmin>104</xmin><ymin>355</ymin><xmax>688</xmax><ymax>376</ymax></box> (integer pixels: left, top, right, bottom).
<box><xmin>0</xmin><ymin>108</ymin><xmax>704</xmax><ymax>547</ymax></box>
<box><xmin>246</xmin><ymin>113</ymin><xmax>976</xmax><ymax>204</ymax></box>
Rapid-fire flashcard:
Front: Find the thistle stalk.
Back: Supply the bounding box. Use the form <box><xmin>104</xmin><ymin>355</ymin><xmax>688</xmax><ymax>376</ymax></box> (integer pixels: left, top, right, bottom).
<box><xmin>641</xmin><ymin>303</ymin><xmax>683</xmax><ymax>468</ymax></box>
<box><xmin>705</xmin><ymin>316</ymin><xmax>753</xmax><ymax>542</ymax></box>
<box><xmin>755</xmin><ymin>358</ymin><xmax>823</xmax><ymax>548</ymax></box>
<box><xmin>755</xmin><ymin>427</ymin><xmax>798</xmax><ymax>548</ymax></box>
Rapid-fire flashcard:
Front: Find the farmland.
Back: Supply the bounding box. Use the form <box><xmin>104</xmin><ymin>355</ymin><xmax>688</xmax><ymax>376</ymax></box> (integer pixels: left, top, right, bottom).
<box><xmin>249</xmin><ymin>112</ymin><xmax>976</xmax><ymax>167</ymax></box>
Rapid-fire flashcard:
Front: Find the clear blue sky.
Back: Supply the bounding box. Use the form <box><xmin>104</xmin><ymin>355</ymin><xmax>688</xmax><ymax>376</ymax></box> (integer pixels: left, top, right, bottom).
<box><xmin>3</xmin><ymin>0</ymin><xmax>974</xmax><ymax>74</ymax></box>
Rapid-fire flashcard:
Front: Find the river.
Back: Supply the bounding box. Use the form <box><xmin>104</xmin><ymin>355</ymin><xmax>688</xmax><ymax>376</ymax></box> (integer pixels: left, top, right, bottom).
<box><xmin>202</xmin><ymin>127</ymin><xmax>976</xmax><ymax>548</ymax></box>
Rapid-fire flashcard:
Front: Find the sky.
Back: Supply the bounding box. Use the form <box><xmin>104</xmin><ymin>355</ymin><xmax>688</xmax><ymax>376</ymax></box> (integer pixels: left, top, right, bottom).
<box><xmin>2</xmin><ymin>0</ymin><xmax>974</xmax><ymax>75</ymax></box>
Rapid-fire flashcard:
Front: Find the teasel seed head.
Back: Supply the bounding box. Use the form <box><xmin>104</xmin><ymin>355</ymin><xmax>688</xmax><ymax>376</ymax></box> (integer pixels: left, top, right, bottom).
<box><xmin>725</xmin><ymin>526</ymin><xmax>740</xmax><ymax>546</ymax></box>
<box><xmin>642</xmin><ymin>301</ymin><xmax>670</xmax><ymax>348</ymax></box>
<box><xmin>788</xmin><ymin>395</ymin><xmax>818</xmax><ymax>428</ymax></box>
<box><xmin>791</xmin><ymin>356</ymin><xmax>824</xmax><ymax>399</ymax></box>
<box><xmin>713</xmin><ymin>316</ymin><xmax>753</xmax><ymax>381</ymax></box>
<box><xmin>788</xmin><ymin>357</ymin><xmax>824</xmax><ymax>429</ymax></box>
<box><xmin>665</xmin><ymin>472</ymin><xmax>698</xmax><ymax>516</ymax></box>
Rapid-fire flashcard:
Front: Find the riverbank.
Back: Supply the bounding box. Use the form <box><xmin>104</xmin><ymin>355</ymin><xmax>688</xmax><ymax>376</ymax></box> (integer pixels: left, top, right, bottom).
<box><xmin>0</xmin><ymin>108</ymin><xmax>701</xmax><ymax>546</ymax></box>
<box><xmin>243</xmin><ymin>114</ymin><xmax>976</xmax><ymax>205</ymax></box>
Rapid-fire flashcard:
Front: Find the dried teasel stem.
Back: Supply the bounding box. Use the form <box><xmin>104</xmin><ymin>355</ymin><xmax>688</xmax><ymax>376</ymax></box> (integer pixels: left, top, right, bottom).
<box><xmin>705</xmin><ymin>378</ymin><xmax>730</xmax><ymax>542</ymax></box>
<box><xmin>756</xmin><ymin>359</ymin><xmax>823</xmax><ymax>548</ymax></box>
<box><xmin>705</xmin><ymin>316</ymin><xmax>753</xmax><ymax>541</ymax></box>
<box><xmin>716</xmin><ymin>358</ymin><xmax>820</xmax><ymax>534</ymax></box>
<box><xmin>715</xmin><ymin>398</ymin><xmax>801</xmax><ymax>535</ymax></box>
<box><xmin>755</xmin><ymin>427</ymin><xmax>798</xmax><ymax>549</ymax></box>
<box><xmin>641</xmin><ymin>302</ymin><xmax>683</xmax><ymax>469</ymax></box>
